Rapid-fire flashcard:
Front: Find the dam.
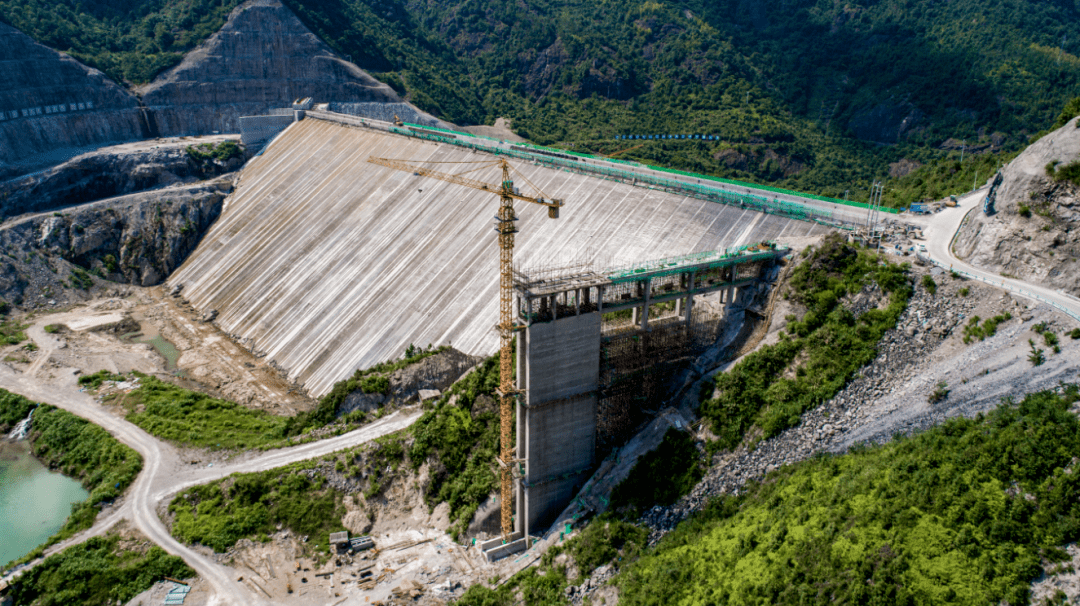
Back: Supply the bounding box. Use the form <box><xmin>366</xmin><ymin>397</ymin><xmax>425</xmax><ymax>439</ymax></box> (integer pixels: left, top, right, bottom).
<box><xmin>171</xmin><ymin>113</ymin><xmax>832</xmax><ymax>397</ymax></box>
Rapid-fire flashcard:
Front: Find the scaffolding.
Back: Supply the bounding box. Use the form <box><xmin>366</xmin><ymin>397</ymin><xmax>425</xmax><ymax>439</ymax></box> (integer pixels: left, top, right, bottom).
<box><xmin>515</xmin><ymin>245</ymin><xmax>782</xmax><ymax>451</ymax></box>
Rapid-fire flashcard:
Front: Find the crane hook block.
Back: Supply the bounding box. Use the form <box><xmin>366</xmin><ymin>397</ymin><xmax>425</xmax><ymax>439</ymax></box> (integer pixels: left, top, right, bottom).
<box><xmin>548</xmin><ymin>205</ymin><xmax>559</xmax><ymax>219</ymax></box>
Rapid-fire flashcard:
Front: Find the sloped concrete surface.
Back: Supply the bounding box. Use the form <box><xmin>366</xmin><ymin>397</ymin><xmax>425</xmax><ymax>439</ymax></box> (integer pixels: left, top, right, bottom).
<box><xmin>171</xmin><ymin>117</ymin><xmax>831</xmax><ymax>396</ymax></box>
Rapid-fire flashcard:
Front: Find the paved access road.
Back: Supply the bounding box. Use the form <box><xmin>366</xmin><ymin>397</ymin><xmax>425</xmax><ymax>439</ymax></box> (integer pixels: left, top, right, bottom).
<box><xmin>0</xmin><ymin>355</ymin><xmax>421</xmax><ymax>605</ymax></box>
<box><xmin>909</xmin><ymin>189</ymin><xmax>1080</xmax><ymax>321</ymax></box>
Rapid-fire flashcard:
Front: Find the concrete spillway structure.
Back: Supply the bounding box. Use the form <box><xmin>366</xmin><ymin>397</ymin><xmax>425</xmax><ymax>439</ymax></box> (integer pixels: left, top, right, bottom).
<box><xmin>171</xmin><ymin>115</ymin><xmax>831</xmax><ymax>397</ymax></box>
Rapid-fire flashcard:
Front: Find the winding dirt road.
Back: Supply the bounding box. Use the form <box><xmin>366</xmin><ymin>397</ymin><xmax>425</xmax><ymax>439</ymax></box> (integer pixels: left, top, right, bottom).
<box><xmin>0</xmin><ymin>360</ymin><xmax>421</xmax><ymax>605</ymax></box>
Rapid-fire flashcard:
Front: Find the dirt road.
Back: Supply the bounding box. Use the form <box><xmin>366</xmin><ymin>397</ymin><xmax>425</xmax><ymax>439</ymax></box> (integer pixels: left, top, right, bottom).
<box><xmin>0</xmin><ymin>360</ymin><xmax>421</xmax><ymax>605</ymax></box>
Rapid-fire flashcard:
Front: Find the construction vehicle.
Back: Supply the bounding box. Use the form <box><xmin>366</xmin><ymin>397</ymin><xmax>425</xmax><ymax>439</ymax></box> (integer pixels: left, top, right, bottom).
<box><xmin>367</xmin><ymin>156</ymin><xmax>563</xmax><ymax>539</ymax></box>
<box><xmin>393</xmin><ymin>114</ymin><xmax>403</xmax><ymax>127</ymax></box>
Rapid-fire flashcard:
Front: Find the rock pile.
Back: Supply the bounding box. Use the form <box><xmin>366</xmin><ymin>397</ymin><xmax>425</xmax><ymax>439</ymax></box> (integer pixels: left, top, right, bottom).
<box><xmin>639</xmin><ymin>266</ymin><xmax>985</xmax><ymax>542</ymax></box>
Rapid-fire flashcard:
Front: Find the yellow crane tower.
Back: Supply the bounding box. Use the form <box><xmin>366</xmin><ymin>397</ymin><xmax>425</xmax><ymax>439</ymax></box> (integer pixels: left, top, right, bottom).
<box><xmin>367</xmin><ymin>155</ymin><xmax>564</xmax><ymax>539</ymax></box>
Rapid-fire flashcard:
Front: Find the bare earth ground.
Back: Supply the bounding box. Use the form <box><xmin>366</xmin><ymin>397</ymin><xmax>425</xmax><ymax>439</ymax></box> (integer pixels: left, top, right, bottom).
<box><xmin>5</xmin><ymin>285</ymin><xmax>313</xmax><ymax>414</ymax></box>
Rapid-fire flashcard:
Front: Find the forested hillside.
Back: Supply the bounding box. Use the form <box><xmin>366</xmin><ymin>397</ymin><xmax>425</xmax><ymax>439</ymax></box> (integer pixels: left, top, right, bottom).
<box><xmin>3</xmin><ymin>0</ymin><xmax>1079</xmax><ymax>204</ymax></box>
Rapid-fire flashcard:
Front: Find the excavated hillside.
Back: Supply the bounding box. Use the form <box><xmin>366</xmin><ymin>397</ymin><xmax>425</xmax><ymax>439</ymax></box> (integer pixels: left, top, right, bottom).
<box><xmin>0</xmin><ymin>177</ymin><xmax>231</xmax><ymax>309</ymax></box>
<box><xmin>955</xmin><ymin>117</ymin><xmax>1080</xmax><ymax>296</ymax></box>
<box><xmin>170</xmin><ymin>115</ymin><xmax>833</xmax><ymax>397</ymax></box>
<box><xmin>0</xmin><ymin>22</ymin><xmax>146</xmax><ymax>179</ymax></box>
<box><xmin>137</xmin><ymin>0</ymin><xmax>406</xmax><ymax>137</ymax></box>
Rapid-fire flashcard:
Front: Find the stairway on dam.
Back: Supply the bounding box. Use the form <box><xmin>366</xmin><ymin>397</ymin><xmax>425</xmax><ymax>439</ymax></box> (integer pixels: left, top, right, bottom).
<box><xmin>170</xmin><ymin>116</ymin><xmax>832</xmax><ymax>397</ymax></box>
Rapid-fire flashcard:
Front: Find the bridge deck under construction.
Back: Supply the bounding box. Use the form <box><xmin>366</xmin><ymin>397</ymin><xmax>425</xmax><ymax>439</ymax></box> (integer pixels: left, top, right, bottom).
<box><xmin>171</xmin><ymin>114</ymin><xmax>831</xmax><ymax>396</ymax></box>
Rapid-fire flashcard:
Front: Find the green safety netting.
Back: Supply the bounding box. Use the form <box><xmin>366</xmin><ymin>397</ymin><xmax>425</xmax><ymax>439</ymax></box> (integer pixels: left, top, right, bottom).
<box><xmin>389</xmin><ymin>126</ymin><xmax>863</xmax><ymax>225</ymax></box>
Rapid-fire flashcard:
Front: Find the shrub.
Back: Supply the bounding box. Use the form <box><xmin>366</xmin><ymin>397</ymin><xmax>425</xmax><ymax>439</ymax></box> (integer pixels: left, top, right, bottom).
<box><xmin>618</xmin><ymin>387</ymin><xmax>1080</xmax><ymax>606</ymax></box>
<box><xmin>611</xmin><ymin>429</ymin><xmax>704</xmax><ymax>515</ymax></box>
<box><xmin>959</xmin><ymin>287</ymin><xmax>970</xmax><ymax>296</ymax></box>
<box><xmin>1071</xmin><ymin>328</ymin><xmax>1080</xmax><ymax>339</ymax></box>
<box><xmin>701</xmin><ymin>236</ymin><xmax>910</xmax><ymax>450</ymax></box>
<box><xmin>77</xmin><ymin>370</ymin><xmax>125</xmax><ymax>389</ymax></box>
<box><xmin>962</xmin><ymin>312</ymin><xmax>1012</xmax><ymax>344</ymax></box>
<box><xmin>928</xmin><ymin>381</ymin><xmax>949</xmax><ymax>404</ymax></box>
<box><xmin>43</xmin><ymin>324</ymin><xmax>61</xmax><ymax>333</ymax></box>
<box><xmin>1018</xmin><ymin>204</ymin><xmax>1032</xmax><ymax>218</ymax></box>
<box><xmin>1029</xmin><ymin>340</ymin><xmax>1045</xmax><ymax>366</ymax></box>
<box><xmin>922</xmin><ymin>274</ymin><xmax>937</xmax><ymax>294</ymax></box>
<box><xmin>8</xmin><ymin>535</ymin><xmax>193</xmax><ymax>606</ymax></box>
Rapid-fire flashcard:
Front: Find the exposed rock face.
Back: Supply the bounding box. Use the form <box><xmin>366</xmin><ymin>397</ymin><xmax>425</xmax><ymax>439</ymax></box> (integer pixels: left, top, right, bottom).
<box><xmin>0</xmin><ymin>178</ymin><xmax>230</xmax><ymax>309</ymax></box>
<box><xmin>954</xmin><ymin>117</ymin><xmax>1080</xmax><ymax>296</ymax></box>
<box><xmin>138</xmin><ymin>0</ymin><xmax>401</xmax><ymax>137</ymax></box>
<box><xmin>0</xmin><ymin>23</ymin><xmax>146</xmax><ymax>179</ymax></box>
<box><xmin>0</xmin><ymin>136</ymin><xmax>249</xmax><ymax>218</ymax></box>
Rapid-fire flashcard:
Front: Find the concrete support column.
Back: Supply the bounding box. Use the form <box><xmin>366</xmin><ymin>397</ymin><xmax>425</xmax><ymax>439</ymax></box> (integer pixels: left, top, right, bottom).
<box><xmin>640</xmin><ymin>278</ymin><xmax>651</xmax><ymax>331</ymax></box>
<box><xmin>686</xmin><ymin>270</ymin><xmax>696</xmax><ymax>322</ymax></box>
<box><xmin>597</xmin><ymin>286</ymin><xmax>604</xmax><ymax>313</ymax></box>
<box><xmin>526</xmin><ymin>297</ymin><xmax>534</xmax><ymax>326</ymax></box>
<box><xmin>631</xmin><ymin>306</ymin><xmax>639</xmax><ymax>325</ymax></box>
<box><xmin>583</xmin><ymin>287</ymin><xmax>591</xmax><ymax>308</ymax></box>
<box><xmin>675</xmin><ymin>297</ymin><xmax>682</xmax><ymax>316</ymax></box>
<box><xmin>575</xmin><ymin>289</ymin><xmax>581</xmax><ymax>315</ymax></box>
<box><xmin>551</xmin><ymin>295</ymin><xmax>557</xmax><ymax>320</ymax></box>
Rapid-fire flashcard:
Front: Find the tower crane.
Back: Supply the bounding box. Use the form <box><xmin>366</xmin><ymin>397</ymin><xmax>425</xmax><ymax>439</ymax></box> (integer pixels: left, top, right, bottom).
<box><xmin>367</xmin><ymin>155</ymin><xmax>564</xmax><ymax>539</ymax></box>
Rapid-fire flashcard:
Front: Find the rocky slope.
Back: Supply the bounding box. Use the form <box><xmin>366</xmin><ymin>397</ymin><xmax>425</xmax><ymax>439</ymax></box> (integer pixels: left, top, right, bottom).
<box><xmin>0</xmin><ymin>22</ymin><xmax>146</xmax><ymax>179</ymax></box>
<box><xmin>0</xmin><ymin>178</ymin><xmax>231</xmax><ymax>309</ymax></box>
<box><xmin>0</xmin><ymin>136</ymin><xmax>249</xmax><ymax>218</ymax></box>
<box><xmin>954</xmin><ymin>117</ymin><xmax>1080</xmax><ymax>296</ymax></box>
<box><xmin>137</xmin><ymin>0</ymin><xmax>402</xmax><ymax>137</ymax></box>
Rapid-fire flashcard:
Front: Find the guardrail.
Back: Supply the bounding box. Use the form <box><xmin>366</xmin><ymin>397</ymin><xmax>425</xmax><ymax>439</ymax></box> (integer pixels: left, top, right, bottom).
<box><xmin>918</xmin><ymin>254</ymin><xmax>1080</xmax><ymax>323</ymax></box>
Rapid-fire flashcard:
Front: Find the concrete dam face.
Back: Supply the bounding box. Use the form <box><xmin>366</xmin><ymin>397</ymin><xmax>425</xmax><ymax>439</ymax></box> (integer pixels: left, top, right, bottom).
<box><xmin>171</xmin><ymin>116</ymin><xmax>831</xmax><ymax>397</ymax></box>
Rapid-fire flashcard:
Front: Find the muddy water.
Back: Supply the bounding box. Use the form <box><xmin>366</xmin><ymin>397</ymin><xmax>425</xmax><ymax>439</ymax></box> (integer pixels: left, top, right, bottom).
<box><xmin>122</xmin><ymin>313</ymin><xmax>181</xmax><ymax>371</ymax></box>
<box><xmin>0</xmin><ymin>440</ymin><xmax>88</xmax><ymax>566</ymax></box>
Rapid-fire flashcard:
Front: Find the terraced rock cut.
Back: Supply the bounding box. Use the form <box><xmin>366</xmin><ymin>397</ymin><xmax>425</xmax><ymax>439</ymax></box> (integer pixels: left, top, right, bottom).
<box><xmin>171</xmin><ymin>117</ymin><xmax>832</xmax><ymax>397</ymax></box>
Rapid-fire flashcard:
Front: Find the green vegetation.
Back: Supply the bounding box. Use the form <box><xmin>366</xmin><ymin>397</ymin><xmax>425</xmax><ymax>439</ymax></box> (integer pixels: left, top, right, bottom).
<box><xmin>77</xmin><ymin>369</ymin><xmax>125</xmax><ymax>389</ymax></box>
<box><xmin>617</xmin><ymin>386</ymin><xmax>1080</xmax><ymax>606</ymax></box>
<box><xmin>69</xmin><ymin>267</ymin><xmax>93</xmax><ymax>290</ymax></box>
<box><xmin>1029</xmin><ymin>340</ymin><xmax>1046</xmax><ymax>367</ymax></box>
<box><xmin>0</xmin><ymin>318</ymin><xmax>28</xmax><ymax>344</ymax></box>
<box><xmin>457</xmin><ymin>514</ymin><xmax>647</xmax><ymax>606</ymax></box>
<box><xmin>1071</xmin><ymin>328</ymin><xmax>1080</xmax><ymax>339</ymax></box>
<box><xmin>8</xmin><ymin>534</ymin><xmax>194</xmax><ymax>606</ymax></box>
<box><xmin>282</xmin><ymin>345</ymin><xmax>448</xmax><ymax>437</ymax></box>
<box><xmin>700</xmin><ymin>235</ymin><xmax>910</xmax><ymax>450</ymax></box>
<box><xmin>610</xmin><ymin>429</ymin><xmax>703</xmax><ymax>516</ymax></box>
<box><xmin>4</xmin><ymin>1</ymin><xmax>1080</xmax><ymax>204</ymax></box>
<box><xmin>0</xmin><ymin>0</ymin><xmax>242</xmax><ymax>84</ymax></box>
<box><xmin>409</xmin><ymin>355</ymin><xmax>502</xmax><ymax>537</ymax></box>
<box><xmin>114</xmin><ymin>373</ymin><xmax>288</xmax><ymax>450</ymax></box>
<box><xmin>0</xmin><ymin>389</ymin><xmax>142</xmax><ymax>566</ymax></box>
<box><xmin>959</xmin><ymin>287</ymin><xmax>970</xmax><ymax>297</ymax></box>
<box><xmin>883</xmin><ymin>151</ymin><xmax>1017</xmax><ymax>208</ymax></box>
<box><xmin>185</xmin><ymin>140</ymin><xmax>246</xmax><ymax>164</ymax></box>
<box><xmin>961</xmin><ymin>312</ymin><xmax>1012</xmax><ymax>344</ymax></box>
<box><xmin>169</xmin><ymin>463</ymin><xmax>345</xmax><ymax>553</ymax></box>
<box><xmin>928</xmin><ymin>381</ymin><xmax>950</xmax><ymax>404</ymax></box>
<box><xmin>921</xmin><ymin>274</ymin><xmax>937</xmax><ymax>295</ymax></box>
<box><xmin>1046</xmin><ymin>159</ymin><xmax>1080</xmax><ymax>187</ymax></box>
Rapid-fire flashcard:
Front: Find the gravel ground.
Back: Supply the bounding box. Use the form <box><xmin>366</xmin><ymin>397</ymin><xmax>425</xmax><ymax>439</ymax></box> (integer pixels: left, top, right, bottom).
<box><xmin>641</xmin><ymin>265</ymin><xmax>1080</xmax><ymax>542</ymax></box>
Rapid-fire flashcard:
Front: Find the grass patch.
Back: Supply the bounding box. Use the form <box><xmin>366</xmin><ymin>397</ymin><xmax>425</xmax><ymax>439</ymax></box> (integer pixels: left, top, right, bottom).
<box><xmin>169</xmin><ymin>464</ymin><xmax>345</xmax><ymax>554</ymax></box>
<box><xmin>43</xmin><ymin>324</ymin><xmax>61</xmax><ymax>334</ymax></box>
<box><xmin>117</xmin><ymin>373</ymin><xmax>288</xmax><ymax>450</ymax></box>
<box><xmin>1</xmin><ymin>390</ymin><xmax>142</xmax><ymax>568</ymax></box>
<box><xmin>700</xmin><ymin>235</ymin><xmax>910</xmax><ymax>450</ymax></box>
<box><xmin>617</xmin><ymin>386</ymin><xmax>1080</xmax><ymax>606</ymax></box>
<box><xmin>7</xmin><ymin>534</ymin><xmax>194</xmax><ymax>606</ymax></box>
<box><xmin>610</xmin><ymin>429</ymin><xmax>703</xmax><ymax>516</ymax></box>
<box><xmin>0</xmin><ymin>318</ymin><xmax>28</xmax><ymax>345</ymax></box>
<box><xmin>961</xmin><ymin>312</ymin><xmax>1012</xmax><ymax>344</ymax></box>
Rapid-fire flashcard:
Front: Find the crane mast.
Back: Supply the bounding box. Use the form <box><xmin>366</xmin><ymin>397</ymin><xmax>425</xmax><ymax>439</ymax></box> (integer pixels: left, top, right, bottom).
<box><xmin>367</xmin><ymin>156</ymin><xmax>562</xmax><ymax>539</ymax></box>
